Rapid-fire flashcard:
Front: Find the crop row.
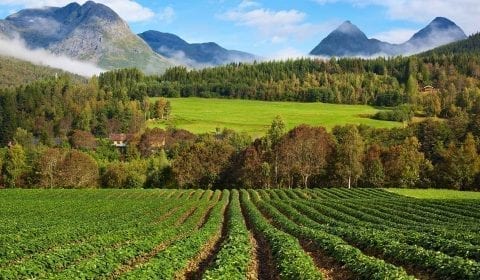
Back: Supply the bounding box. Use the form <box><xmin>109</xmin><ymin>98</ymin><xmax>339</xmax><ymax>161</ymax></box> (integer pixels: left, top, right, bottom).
<box><xmin>202</xmin><ymin>190</ymin><xmax>254</xmax><ymax>280</ymax></box>
<box><xmin>119</xmin><ymin>190</ymin><xmax>229</xmax><ymax>279</ymax></box>
<box><xmin>0</xmin><ymin>190</ymin><xmax>214</xmax><ymax>279</ymax></box>
<box><xmin>265</xmin><ymin>197</ymin><xmax>480</xmax><ymax>279</ymax></box>
<box><xmin>240</xmin><ymin>190</ymin><xmax>323</xmax><ymax>280</ymax></box>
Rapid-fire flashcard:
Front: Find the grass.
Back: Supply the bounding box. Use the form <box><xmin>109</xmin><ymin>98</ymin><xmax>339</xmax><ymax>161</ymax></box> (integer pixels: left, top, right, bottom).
<box><xmin>387</xmin><ymin>188</ymin><xmax>480</xmax><ymax>199</ymax></box>
<box><xmin>148</xmin><ymin>97</ymin><xmax>401</xmax><ymax>137</ymax></box>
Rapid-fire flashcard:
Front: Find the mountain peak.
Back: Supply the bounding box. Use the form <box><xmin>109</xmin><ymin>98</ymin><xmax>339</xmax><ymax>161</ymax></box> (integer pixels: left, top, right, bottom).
<box><xmin>139</xmin><ymin>31</ymin><xmax>257</xmax><ymax>67</ymax></box>
<box><xmin>77</xmin><ymin>1</ymin><xmax>122</xmax><ymax>23</ymax></box>
<box><xmin>335</xmin><ymin>20</ymin><xmax>365</xmax><ymax>36</ymax></box>
<box><xmin>310</xmin><ymin>20</ymin><xmax>377</xmax><ymax>56</ymax></box>
<box><xmin>407</xmin><ymin>16</ymin><xmax>466</xmax><ymax>47</ymax></box>
<box><xmin>431</xmin><ymin>17</ymin><xmax>456</xmax><ymax>26</ymax></box>
<box><xmin>0</xmin><ymin>1</ymin><xmax>172</xmax><ymax>74</ymax></box>
<box><xmin>310</xmin><ymin>16</ymin><xmax>467</xmax><ymax>57</ymax></box>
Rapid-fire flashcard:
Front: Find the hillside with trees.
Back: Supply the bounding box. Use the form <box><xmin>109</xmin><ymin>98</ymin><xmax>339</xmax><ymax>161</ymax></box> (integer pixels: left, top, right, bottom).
<box><xmin>420</xmin><ymin>33</ymin><xmax>480</xmax><ymax>56</ymax></box>
<box><xmin>0</xmin><ymin>55</ymin><xmax>480</xmax><ymax>190</ymax></box>
<box><xmin>146</xmin><ymin>54</ymin><xmax>480</xmax><ymax>119</ymax></box>
<box><xmin>0</xmin><ymin>56</ymin><xmax>82</xmax><ymax>88</ymax></box>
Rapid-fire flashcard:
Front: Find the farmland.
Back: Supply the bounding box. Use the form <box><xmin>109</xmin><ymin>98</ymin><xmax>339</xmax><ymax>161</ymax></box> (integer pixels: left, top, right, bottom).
<box><xmin>148</xmin><ymin>97</ymin><xmax>401</xmax><ymax>136</ymax></box>
<box><xmin>1</xmin><ymin>189</ymin><xmax>479</xmax><ymax>279</ymax></box>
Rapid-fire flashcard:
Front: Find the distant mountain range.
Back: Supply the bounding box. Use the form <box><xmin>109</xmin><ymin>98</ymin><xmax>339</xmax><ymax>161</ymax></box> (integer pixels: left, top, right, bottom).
<box><xmin>0</xmin><ymin>1</ymin><xmax>472</xmax><ymax>75</ymax></box>
<box><xmin>0</xmin><ymin>1</ymin><xmax>172</xmax><ymax>74</ymax></box>
<box><xmin>139</xmin><ymin>31</ymin><xmax>257</xmax><ymax>67</ymax></box>
<box><xmin>0</xmin><ymin>1</ymin><xmax>257</xmax><ymax>73</ymax></box>
<box><xmin>310</xmin><ymin>17</ymin><xmax>467</xmax><ymax>57</ymax></box>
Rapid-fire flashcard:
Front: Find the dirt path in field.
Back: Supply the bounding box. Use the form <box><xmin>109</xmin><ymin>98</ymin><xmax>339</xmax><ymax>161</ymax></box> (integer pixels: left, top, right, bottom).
<box><xmin>240</xmin><ymin>197</ymin><xmax>280</xmax><ymax>280</ymax></box>
<box><xmin>181</xmin><ymin>195</ymin><xmax>231</xmax><ymax>280</ymax></box>
<box><xmin>300</xmin><ymin>240</ymin><xmax>354</xmax><ymax>280</ymax></box>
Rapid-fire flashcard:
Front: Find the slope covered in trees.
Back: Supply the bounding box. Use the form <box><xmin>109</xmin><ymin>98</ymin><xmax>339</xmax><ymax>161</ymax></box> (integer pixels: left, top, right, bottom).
<box><xmin>420</xmin><ymin>33</ymin><xmax>480</xmax><ymax>56</ymax></box>
<box><xmin>0</xmin><ymin>55</ymin><xmax>480</xmax><ymax>190</ymax></box>
<box><xmin>148</xmin><ymin>54</ymin><xmax>480</xmax><ymax>118</ymax></box>
<box><xmin>0</xmin><ymin>55</ymin><xmax>82</xmax><ymax>88</ymax></box>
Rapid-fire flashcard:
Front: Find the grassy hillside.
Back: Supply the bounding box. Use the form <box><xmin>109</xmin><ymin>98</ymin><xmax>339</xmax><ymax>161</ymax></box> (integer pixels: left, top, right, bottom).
<box><xmin>387</xmin><ymin>188</ymin><xmax>480</xmax><ymax>199</ymax></box>
<box><xmin>0</xmin><ymin>55</ymin><xmax>81</xmax><ymax>88</ymax></box>
<box><xmin>148</xmin><ymin>97</ymin><xmax>401</xmax><ymax>136</ymax></box>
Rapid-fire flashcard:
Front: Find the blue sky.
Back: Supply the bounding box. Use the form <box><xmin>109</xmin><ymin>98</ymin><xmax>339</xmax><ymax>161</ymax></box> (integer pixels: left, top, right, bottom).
<box><xmin>0</xmin><ymin>0</ymin><xmax>478</xmax><ymax>58</ymax></box>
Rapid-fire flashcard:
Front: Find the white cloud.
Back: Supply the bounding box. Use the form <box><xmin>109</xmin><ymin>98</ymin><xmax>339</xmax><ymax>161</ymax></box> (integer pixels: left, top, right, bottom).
<box><xmin>314</xmin><ymin>0</ymin><xmax>480</xmax><ymax>34</ymax></box>
<box><xmin>0</xmin><ymin>0</ymin><xmax>155</xmax><ymax>22</ymax></box>
<box><xmin>220</xmin><ymin>2</ymin><xmax>336</xmax><ymax>44</ymax></box>
<box><xmin>0</xmin><ymin>36</ymin><xmax>104</xmax><ymax>77</ymax></box>
<box><xmin>157</xmin><ymin>6</ymin><xmax>175</xmax><ymax>24</ymax></box>
<box><xmin>372</xmin><ymin>28</ymin><xmax>417</xmax><ymax>44</ymax></box>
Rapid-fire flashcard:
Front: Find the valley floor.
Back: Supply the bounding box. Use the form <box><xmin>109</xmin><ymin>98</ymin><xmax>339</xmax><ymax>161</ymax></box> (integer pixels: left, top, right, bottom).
<box><xmin>148</xmin><ymin>97</ymin><xmax>401</xmax><ymax>136</ymax></box>
<box><xmin>0</xmin><ymin>188</ymin><xmax>479</xmax><ymax>279</ymax></box>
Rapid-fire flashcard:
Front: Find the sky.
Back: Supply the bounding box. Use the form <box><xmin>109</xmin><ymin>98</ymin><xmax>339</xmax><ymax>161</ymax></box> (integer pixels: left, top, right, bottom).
<box><xmin>0</xmin><ymin>0</ymin><xmax>479</xmax><ymax>59</ymax></box>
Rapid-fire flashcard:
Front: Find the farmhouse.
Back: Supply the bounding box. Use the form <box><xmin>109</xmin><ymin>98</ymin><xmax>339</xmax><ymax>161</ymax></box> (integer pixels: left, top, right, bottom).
<box><xmin>109</xmin><ymin>133</ymin><xmax>129</xmax><ymax>148</ymax></box>
<box><xmin>421</xmin><ymin>85</ymin><xmax>437</xmax><ymax>94</ymax></box>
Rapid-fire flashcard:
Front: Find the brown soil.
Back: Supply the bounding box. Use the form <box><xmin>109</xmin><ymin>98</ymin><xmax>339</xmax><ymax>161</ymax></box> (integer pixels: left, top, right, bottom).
<box><xmin>300</xmin><ymin>240</ymin><xmax>354</xmax><ymax>280</ymax></box>
<box><xmin>360</xmin><ymin>245</ymin><xmax>433</xmax><ymax>280</ymax></box>
<box><xmin>247</xmin><ymin>232</ymin><xmax>259</xmax><ymax>280</ymax></box>
<box><xmin>175</xmin><ymin>207</ymin><xmax>198</xmax><ymax>226</ymax></box>
<box><xmin>240</xmin><ymin>198</ymin><xmax>280</xmax><ymax>280</ymax></box>
<box><xmin>179</xmin><ymin>200</ymin><xmax>230</xmax><ymax>280</ymax></box>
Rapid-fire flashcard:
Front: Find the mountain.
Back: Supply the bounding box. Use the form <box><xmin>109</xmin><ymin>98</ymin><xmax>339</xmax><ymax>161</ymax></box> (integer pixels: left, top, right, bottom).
<box><xmin>420</xmin><ymin>33</ymin><xmax>480</xmax><ymax>56</ymax></box>
<box><xmin>0</xmin><ymin>55</ymin><xmax>82</xmax><ymax>88</ymax></box>
<box><xmin>310</xmin><ymin>21</ymin><xmax>387</xmax><ymax>56</ymax></box>
<box><xmin>0</xmin><ymin>1</ymin><xmax>173</xmax><ymax>74</ymax></box>
<box><xmin>400</xmin><ymin>17</ymin><xmax>467</xmax><ymax>53</ymax></box>
<box><xmin>139</xmin><ymin>30</ymin><xmax>257</xmax><ymax>67</ymax></box>
<box><xmin>310</xmin><ymin>17</ymin><xmax>467</xmax><ymax>57</ymax></box>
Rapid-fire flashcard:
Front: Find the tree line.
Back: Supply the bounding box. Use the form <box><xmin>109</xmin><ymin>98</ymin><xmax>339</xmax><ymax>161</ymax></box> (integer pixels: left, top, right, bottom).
<box><xmin>1</xmin><ymin>114</ymin><xmax>480</xmax><ymax>191</ymax></box>
<box><xmin>148</xmin><ymin>53</ymin><xmax>480</xmax><ymax>116</ymax></box>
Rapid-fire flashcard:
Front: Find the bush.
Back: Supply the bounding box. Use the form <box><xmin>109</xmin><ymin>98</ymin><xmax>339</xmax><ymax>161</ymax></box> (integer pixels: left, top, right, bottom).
<box><xmin>373</xmin><ymin>105</ymin><xmax>414</xmax><ymax>122</ymax></box>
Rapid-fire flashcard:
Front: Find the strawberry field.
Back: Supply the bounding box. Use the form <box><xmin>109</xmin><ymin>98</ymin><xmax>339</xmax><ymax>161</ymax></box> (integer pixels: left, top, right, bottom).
<box><xmin>1</xmin><ymin>188</ymin><xmax>479</xmax><ymax>280</ymax></box>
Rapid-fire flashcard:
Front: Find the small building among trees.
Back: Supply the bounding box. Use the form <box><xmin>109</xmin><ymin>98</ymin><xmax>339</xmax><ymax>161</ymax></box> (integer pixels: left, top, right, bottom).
<box><xmin>109</xmin><ymin>134</ymin><xmax>129</xmax><ymax>148</ymax></box>
<box><xmin>421</xmin><ymin>85</ymin><xmax>437</xmax><ymax>94</ymax></box>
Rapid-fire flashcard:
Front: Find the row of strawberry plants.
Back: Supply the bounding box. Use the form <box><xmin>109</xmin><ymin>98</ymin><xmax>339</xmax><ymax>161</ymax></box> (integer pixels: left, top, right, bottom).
<box><xmin>371</xmin><ymin>199</ymin><xmax>480</xmax><ymax>228</ymax></box>
<box><xmin>344</xmin><ymin>199</ymin><xmax>477</xmax><ymax>230</ymax></box>
<box><xmin>400</xmin><ymin>199</ymin><xmax>480</xmax><ymax>221</ymax></box>
<box><xmin>320</xmin><ymin>199</ymin><xmax>480</xmax><ymax>244</ymax></box>
<box><xmin>289</xmin><ymin>199</ymin><xmax>480</xmax><ymax>262</ymax></box>
<box><xmin>0</xmin><ymin>193</ymin><xmax>178</xmax><ymax>265</ymax></box>
<box><xmin>0</xmin><ymin>203</ymin><xmax>178</xmax><ymax>276</ymax></box>
<box><xmin>342</xmin><ymin>199</ymin><xmax>480</xmax><ymax>241</ymax></box>
<box><xmin>119</xmin><ymin>190</ymin><xmax>230</xmax><ymax>279</ymax></box>
<box><xmin>0</xmin><ymin>191</ymin><xmax>209</xmax><ymax>279</ymax></box>
<box><xmin>202</xmin><ymin>190</ymin><xmax>253</xmax><ymax>280</ymax></box>
<box><xmin>0</xmin><ymin>189</ymin><xmax>190</xmax><ymax>243</ymax></box>
<box><xmin>259</xmin><ymin>199</ymin><xmax>414</xmax><ymax>280</ymax></box>
<box><xmin>54</xmin><ymin>190</ymin><xmax>220</xmax><ymax>280</ymax></box>
<box><xmin>240</xmin><ymin>190</ymin><xmax>323</xmax><ymax>280</ymax></box>
<box><xmin>286</xmin><ymin>200</ymin><xmax>480</xmax><ymax>279</ymax></box>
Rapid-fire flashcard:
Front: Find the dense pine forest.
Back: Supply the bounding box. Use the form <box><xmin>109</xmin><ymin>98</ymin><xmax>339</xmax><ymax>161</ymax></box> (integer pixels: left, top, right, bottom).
<box><xmin>1</xmin><ymin>34</ymin><xmax>480</xmax><ymax>190</ymax></box>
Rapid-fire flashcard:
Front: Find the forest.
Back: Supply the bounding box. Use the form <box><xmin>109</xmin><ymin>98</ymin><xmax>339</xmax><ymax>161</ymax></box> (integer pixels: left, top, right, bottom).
<box><xmin>1</xmin><ymin>42</ymin><xmax>480</xmax><ymax>190</ymax></box>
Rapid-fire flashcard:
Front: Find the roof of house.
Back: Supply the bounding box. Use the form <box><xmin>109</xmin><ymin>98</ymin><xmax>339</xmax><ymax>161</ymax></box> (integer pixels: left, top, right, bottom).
<box><xmin>109</xmin><ymin>133</ymin><xmax>128</xmax><ymax>142</ymax></box>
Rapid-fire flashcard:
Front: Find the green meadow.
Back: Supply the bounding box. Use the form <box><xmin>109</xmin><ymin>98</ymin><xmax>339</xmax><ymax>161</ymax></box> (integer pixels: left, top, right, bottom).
<box><xmin>148</xmin><ymin>97</ymin><xmax>401</xmax><ymax>136</ymax></box>
<box><xmin>387</xmin><ymin>188</ymin><xmax>480</xmax><ymax>199</ymax></box>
